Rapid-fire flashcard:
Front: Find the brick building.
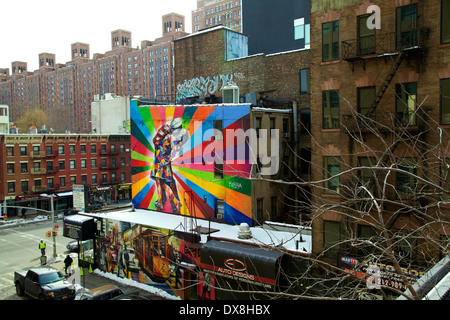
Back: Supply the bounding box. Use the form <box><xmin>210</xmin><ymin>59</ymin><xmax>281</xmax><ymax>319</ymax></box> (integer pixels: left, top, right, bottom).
<box><xmin>309</xmin><ymin>0</ymin><xmax>450</xmax><ymax>280</ymax></box>
<box><xmin>0</xmin><ymin>14</ymin><xmax>189</xmax><ymax>134</ymax></box>
<box><xmin>192</xmin><ymin>0</ymin><xmax>242</xmax><ymax>33</ymax></box>
<box><xmin>0</xmin><ymin>133</ymin><xmax>131</xmax><ymax>217</ymax></box>
<box><xmin>174</xmin><ymin>26</ymin><xmax>311</xmax><ymax>225</ymax></box>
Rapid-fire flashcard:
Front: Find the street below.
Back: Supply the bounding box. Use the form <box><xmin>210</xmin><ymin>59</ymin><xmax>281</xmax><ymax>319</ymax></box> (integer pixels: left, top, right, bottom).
<box><xmin>0</xmin><ymin>218</ymin><xmax>72</xmax><ymax>299</ymax></box>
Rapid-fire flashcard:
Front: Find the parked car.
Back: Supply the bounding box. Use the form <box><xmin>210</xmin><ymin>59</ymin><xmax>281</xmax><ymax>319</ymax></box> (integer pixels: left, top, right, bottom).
<box><xmin>66</xmin><ymin>240</ymin><xmax>92</xmax><ymax>252</ymax></box>
<box><xmin>14</xmin><ymin>266</ymin><xmax>75</xmax><ymax>300</ymax></box>
<box><xmin>78</xmin><ymin>284</ymin><xmax>124</xmax><ymax>300</ymax></box>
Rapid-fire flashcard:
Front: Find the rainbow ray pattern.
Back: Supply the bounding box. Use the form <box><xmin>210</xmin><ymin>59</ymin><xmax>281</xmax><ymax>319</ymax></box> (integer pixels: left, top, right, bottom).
<box><xmin>131</xmin><ymin>100</ymin><xmax>253</xmax><ymax>225</ymax></box>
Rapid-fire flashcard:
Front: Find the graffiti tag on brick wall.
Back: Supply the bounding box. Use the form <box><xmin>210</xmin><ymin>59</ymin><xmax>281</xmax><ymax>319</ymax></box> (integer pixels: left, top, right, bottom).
<box><xmin>177</xmin><ymin>73</ymin><xmax>245</xmax><ymax>98</ymax></box>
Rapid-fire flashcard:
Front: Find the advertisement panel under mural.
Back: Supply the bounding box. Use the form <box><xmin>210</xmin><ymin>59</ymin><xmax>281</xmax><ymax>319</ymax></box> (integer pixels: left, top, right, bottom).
<box><xmin>130</xmin><ymin>101</ymin><xmax>253</xmax><ymax>225</ymax></box>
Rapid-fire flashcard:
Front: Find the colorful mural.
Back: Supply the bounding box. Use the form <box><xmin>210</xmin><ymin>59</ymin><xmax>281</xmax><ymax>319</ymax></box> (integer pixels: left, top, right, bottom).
<box><xmin>97</xmin><ymin>219</ymin><xmax>200</xmax><ymax>299</ymax></box>
<box><xmin>131</xmin><ymin>101</ymin><xmax>253</xmax><ymax>225</ymax></box>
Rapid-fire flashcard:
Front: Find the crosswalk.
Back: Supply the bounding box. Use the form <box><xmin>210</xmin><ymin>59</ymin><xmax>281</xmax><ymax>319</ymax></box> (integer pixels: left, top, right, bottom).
<box><xmin>0</xmin><ymin>272</ymin><xmax>15</xmax><ymax>296</ymax></box>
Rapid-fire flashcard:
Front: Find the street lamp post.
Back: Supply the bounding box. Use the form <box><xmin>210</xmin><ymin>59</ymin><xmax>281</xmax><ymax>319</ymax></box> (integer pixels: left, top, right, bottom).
<box><xmin>50</xmin><ymin>195</ymin><xmax>57</xmax><ymax>259</ymax></box>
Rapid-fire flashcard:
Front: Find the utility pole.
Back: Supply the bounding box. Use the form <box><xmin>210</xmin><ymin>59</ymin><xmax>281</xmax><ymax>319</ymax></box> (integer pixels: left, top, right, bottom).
<box><xmin>50</xmin><ymin>195</ymin><xmax>57</xmax><ymax>258</ymax></box>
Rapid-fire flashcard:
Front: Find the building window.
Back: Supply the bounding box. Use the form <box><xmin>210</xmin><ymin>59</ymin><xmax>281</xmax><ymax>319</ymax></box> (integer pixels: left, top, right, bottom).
<box><xmin>70</xmin><ymin>160</ymin><xmax>76</xmax><ymax>170</ymax></box>
<box><xmin>121</xmin><ymin>172</ymin><xmax>126</xmax><ymax>181</ymax></box>
<box><xmin>442</xmin><ymin>159</ymin><xmax>450</xmax><ymax>203</ymax></box>
<box><xmin>21</xmin><ymin>163</ymin><xmax>28</xmax><ymax>173</ymax></box>
<box><xmin>397</xmin><ymin>157</ymin><xmax>417</xmax><ymax>200</ymax></box>
<box><xmin>255</xmin><ymin>117</ymin><xmax>262</xmax><ymax>137</ymax></box>
<box><xmin>8</xmin><ymin>182</ymin><xmax>15</xmax><ymax>193</ymax></box>
<box><xmin>324</xmin><ymin>220</ymin><xmax>340</xmax><ymax>258</ymax></box>
<box><xmin>21</xmin><ymin>181</ymin><xmax>28</xmax><ymax>194</ymax></box>
<box><xmin>322</xmin><ymin>21</ymin><xmax>339</xmax><ymax>62</ymax></box>
<box><xmin>394</xmin><ymin>230</ymin><xmax>417</xmax><ymax>261</ymax></box>
<box><xmin>20</xmin><ymin>146</ymin><xmax>27</xmax><ymax>156</ymax></box>
<box><xmin>60</xmin><ymin>176</ymin><xmax>65</xmax><ymax>188</ymax></box>
<box><xmin>92</xmin><ymin>159</ymin><xmax>97</xmax><ymax>169</ymax></box>
<box><xmin>81</xmin><ymin>145</ymin><xmax>86</xmax><ymax>154</ymax></box>
<box><xmin>396</xmin><ymin>4</ymin><xmax>417</xmax><ymax>48</ymax></box>
<box><xmin>322</xmin><ymin>90</ymin><xmax>340</xmax><ymax>129</ymax></box>
<box><xmin>6</xmin><ymin>147</ymin><xmax>14</xmax><ymax>157</ymax></box>
<box><xmin>92</xmin><ymin>174</ymin><xmax>97</xmax><ymax>184</ymax></box>
<box><xmin>442</xmin><ymin>0</ymin><xmax>450</xmax><ymax>44</ymax></box>
<box><xmin>396</xmin><ymin>83</ymin><xmax>417</xmax><ymax>126</ymax></box>
<box><xmin>47</xmin><ymin>178</ymin><xmax>54</xmax><ymax>189</ymax></box>
<box><xmin>32</xmin><ymin>146</ymin><xmax>40</xmax><ymax>157</ymax></box>
<box><xmin>294</xmin><ymin>18</ymin><xmax>310</xmax><ymax>47</ymax></box>
<box><xmin>358</xmin><ymin>87</ymin><xmax>376</xmax><ymax>127</ymax></box>
<box><xmin>81</xmin><ymin>175</ymin><xmax>87</xmax><ymax>185</ymax></box>
<box><xmin>58</xmin><ymin>145</ymin><xmax>64</xmax><ymax>155</ymax></box>
<box><xmin>271</xmin><ymin>196</ymin><xmax>277</xmax><ymax>217</ymax></box>
<box><xmin>70</xmin><ymin>176</ymin><xmax>76</xmax><ymax>186</ymax></box>
<box><xmin>441</xmin><ymin>79</ymin><xmax>450</xmax><ymax>124</ymax></box>
<box><xmin>59</xmin><ymin>160</ymin><xmax>65</xmax><ymax>170</ymax></box>
<box><xmin>324</xmin><ymin>156</ymin><xmax>340</xmax><ymax>194</ymax></box>
<box><xmin>214</xmin><ymin>161</ymin><xmax>224</xmax><ymax>179</ymax></box>
<box><xmin>91</xmin><ymin>144</ymin><xmax>96</xmax><ymax>154</ymax></box>
<box><xmin>214</xmin><ymin>120</ymin><xmax>223</xmax><ymax>141</ymax></box>
<box><xmin>359</xmin><ymin>157</ymin><xmax>377</xmax><ymax>196</ymax></box>
<box><xmin>102</xmin><ymin>173</ymin><xmax>107</xmax><ymax>183</ymax></box>
<box><xmin>46</xmin><ymin>146</ymin><xmax>53</xmax><ymax>156</ymax></box>
<box><xmin>256</xmin><ymin>198</ymin><xmax>264</xmax><ymax>221</ymax></box>
<box><xmin>300</xmin><ymin>68</ymin><xmax>310</xmax><ymax>94</ymax></box>
<box><xmin>81</xmin><ymin>159</ymin><xmax>86</xmax><ymax>169</ymax></box>
<box><xmin>358</xmin><ymin>15</ymin><xmax>376</xmax><ymax>56</ymax></box>
<box><xmin>7</xmin><ymin>163</ymin><xmax>14</xmax><ymax>174</ymax></box>
<box><xmin>215</xmin><ymin>199</ymin><xmax>225</xmax><ymax>219</ymax></box>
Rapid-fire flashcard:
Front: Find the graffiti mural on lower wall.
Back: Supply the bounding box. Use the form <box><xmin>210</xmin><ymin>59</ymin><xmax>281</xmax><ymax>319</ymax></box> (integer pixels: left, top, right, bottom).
<box><xmin>96</xmin><ymin>219</ymin><xmax>200</xmax><ymax>299</ymax></box>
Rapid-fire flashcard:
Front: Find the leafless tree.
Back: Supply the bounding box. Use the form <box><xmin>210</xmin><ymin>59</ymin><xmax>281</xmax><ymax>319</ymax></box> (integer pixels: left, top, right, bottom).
<box><xmin>211</xmin><ymin>92</ymin><xmax>450</xmax><ymax>300</ymax></box>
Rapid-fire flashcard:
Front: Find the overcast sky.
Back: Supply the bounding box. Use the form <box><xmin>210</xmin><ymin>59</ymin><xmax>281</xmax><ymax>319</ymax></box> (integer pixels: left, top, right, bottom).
<box><xmin>1</xmin><ymin>0</ymin><xmax>197</xmax><ymax>71</ymax></box>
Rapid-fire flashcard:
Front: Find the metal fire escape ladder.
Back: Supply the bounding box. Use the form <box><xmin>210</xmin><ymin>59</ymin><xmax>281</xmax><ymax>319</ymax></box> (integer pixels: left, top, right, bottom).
<box><xmin>368</xmin><ymin>51</ymin><xmax>405</xmax><ymax>118</ymax></box>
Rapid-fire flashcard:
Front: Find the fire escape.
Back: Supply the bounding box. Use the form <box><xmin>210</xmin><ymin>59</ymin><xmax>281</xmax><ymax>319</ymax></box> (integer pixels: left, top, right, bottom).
<box><xmin>342</xmin><ymin>26</ymin><xmax>428</xmax><ymax>131</ymax></box>
<box><xmin>340</xmin><ymin>18</ymin><xmax>430</xmax><ymax>228</ymax></box>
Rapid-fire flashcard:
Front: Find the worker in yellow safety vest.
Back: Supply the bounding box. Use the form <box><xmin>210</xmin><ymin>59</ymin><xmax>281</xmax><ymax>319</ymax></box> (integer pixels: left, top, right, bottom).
<box><xmin>39</xmin><ymin>239</ymin><xmax>46</xmax><ymax>256</ymax></box>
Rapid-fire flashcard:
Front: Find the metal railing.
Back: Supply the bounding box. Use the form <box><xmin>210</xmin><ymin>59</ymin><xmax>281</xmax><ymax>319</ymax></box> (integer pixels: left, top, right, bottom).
<box><xmin>342</xmin><ymin>29</ymin><xmax>427</xmax><ymax>61</ymax></box>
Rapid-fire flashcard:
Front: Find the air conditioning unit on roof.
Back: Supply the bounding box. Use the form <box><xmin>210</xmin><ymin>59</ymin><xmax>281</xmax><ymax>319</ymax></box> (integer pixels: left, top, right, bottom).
<box><xmin>223</xmin><ymin>84</ymin><xmax>239</xmax><ymax>104</ymax></box>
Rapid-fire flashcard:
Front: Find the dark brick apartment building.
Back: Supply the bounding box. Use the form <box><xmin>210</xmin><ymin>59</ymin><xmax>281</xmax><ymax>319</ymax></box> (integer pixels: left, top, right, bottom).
<box><xmin>309</xmin><ymin>0</ymin><xmax>450</xmax><ymax>285</ymax></box>
<box><xmin>0</xmin><ymin>133</ymin><xmax>131</xmax><ymax>216</ymax></box>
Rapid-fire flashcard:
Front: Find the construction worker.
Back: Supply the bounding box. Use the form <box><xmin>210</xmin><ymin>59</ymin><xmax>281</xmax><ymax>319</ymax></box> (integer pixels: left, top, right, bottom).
<box><xmin>39</xmin><ymin>239</ymin><xmax>46</xmax><ymax>256</ymax></box>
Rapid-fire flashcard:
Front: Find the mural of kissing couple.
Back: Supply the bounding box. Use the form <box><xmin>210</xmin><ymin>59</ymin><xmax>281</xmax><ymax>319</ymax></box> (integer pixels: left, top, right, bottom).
<box><xmin>131</xmin><ymin>101</ymin><xmax>253</xmax><ymax>226</ymax></box>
